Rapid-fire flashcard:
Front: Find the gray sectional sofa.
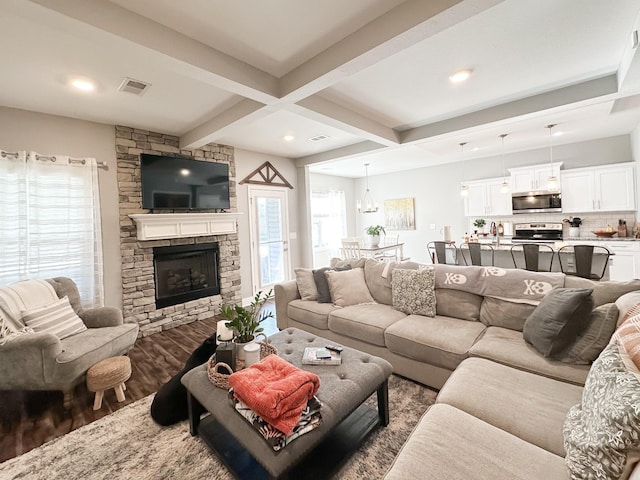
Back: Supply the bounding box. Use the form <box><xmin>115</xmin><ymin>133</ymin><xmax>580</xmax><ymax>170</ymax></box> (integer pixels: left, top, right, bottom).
<box><xmin>274</xmin><ymin>258</ymin><xmax>640</xmax><ymax>479</ymax></box>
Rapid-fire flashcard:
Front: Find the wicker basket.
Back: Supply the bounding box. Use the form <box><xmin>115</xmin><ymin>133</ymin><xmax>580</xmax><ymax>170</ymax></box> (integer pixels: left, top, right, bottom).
<box><xmin>206</xmin><ymin>334</ymin><xmax>279</xmax><ymax>389</ymax></box>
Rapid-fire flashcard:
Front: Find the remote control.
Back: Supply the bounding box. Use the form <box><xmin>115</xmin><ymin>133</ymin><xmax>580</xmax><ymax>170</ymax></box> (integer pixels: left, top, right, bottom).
<box><xmin>325</xmin><ymin>344</ymin><xmax>343</xmax><ymax>353</ymax></box>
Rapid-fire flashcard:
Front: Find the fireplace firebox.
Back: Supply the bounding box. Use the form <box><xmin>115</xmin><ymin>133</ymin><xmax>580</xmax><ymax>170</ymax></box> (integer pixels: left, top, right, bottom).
<box><xmin>153</xmin><ymin>243</ymin><xmax>220</xmax><ymax>308</ymax></box>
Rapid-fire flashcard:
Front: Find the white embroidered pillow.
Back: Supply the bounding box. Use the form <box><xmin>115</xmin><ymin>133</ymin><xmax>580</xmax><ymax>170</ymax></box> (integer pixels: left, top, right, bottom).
<box><xmin>22</xmin><ymin>296</ymin><xmax>87</xmax><ymax>340</ymax></box>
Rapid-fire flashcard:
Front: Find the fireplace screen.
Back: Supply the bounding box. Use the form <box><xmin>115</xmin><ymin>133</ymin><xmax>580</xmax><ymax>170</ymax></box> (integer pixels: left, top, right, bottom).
<box><xmin>153</xmin><ymin>243</ymin><xmax>220</xmax><ymax>308</ymax></box>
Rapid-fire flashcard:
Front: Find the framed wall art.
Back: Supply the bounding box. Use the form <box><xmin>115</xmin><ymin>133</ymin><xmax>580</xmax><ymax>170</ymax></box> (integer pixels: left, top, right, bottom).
<box><xmin>384</xmin><ymin>197</ymin><xmax>415</xmax><ymax>231</ymax></box>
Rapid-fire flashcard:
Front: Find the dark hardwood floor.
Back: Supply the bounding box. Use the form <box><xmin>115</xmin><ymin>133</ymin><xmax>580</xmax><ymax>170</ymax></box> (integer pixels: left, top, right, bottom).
<box><xmin>0</xmin><ymin>301</ymin><xmax>278</xmax><ymax>463</ymax></box>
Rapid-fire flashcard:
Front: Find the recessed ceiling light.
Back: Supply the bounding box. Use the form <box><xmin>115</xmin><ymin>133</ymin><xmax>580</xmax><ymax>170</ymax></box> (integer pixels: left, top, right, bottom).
<box><xmin>283</xmin><ymin>134</ymin><xmax>295</xmax><ymax>142</ymax></box>
<box><xmin>70</xmin><ymin>78</ymin><xmax>95</xmax><ymax>92</ymax></box>
<box><xmin>449</xmin><ymin>69</ymin><xmax>473</xmax><ymax>84</ymax></box>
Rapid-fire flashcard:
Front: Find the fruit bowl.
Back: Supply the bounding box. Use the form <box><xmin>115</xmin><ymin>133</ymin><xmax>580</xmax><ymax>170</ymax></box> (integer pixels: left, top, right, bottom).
<box><xmin>592</xmin><ymin>229</ymin><xmax>616</xmax><ymax>238</ymax></box>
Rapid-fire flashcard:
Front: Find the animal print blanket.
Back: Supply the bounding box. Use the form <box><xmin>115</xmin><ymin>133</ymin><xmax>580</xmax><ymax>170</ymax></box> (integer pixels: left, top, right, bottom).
<box><xmin>432</xmin><ymin>264</ymin><xmax>564</xmax><ymax>304</ymax></box>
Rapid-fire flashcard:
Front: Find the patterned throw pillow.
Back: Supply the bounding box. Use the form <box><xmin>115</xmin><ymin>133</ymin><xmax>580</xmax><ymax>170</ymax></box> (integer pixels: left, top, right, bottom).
<box><xmin>391</xmin><ymin>267</ymin><xmax>436</xmax><ymax>317</ymax></box>
<box><xmin>563</xmin><ymin>342</ymin><xmax>640</xmax><ymax>480</ymax></box>
<box><xmin>615</xmin><ymin>312</ymin><xmax>640</xmax><ymax>369</ymax></box>
<box><xmin>22</xmin><ymin>296</ymin><xmax>87</xmax><ymax>340</ymax></box>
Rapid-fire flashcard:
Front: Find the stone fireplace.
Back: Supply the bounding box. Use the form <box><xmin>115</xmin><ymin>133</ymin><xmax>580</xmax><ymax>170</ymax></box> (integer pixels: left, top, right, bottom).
<box><xmin>115</xmin><ymin>126</ymin><xmax>242</xmax><ymax>336</ymax></box>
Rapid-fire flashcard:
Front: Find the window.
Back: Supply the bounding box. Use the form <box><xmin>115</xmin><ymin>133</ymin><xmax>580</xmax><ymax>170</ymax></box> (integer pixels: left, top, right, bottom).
<box><xmin>311</xmin><ymin>189</ymin><xmax>346</xmax><ymax>267</ymax></box>
<box><xmin>0</xmin><ymin>151</ymin><xmax>104</xmax><ymax>307</ymax></box>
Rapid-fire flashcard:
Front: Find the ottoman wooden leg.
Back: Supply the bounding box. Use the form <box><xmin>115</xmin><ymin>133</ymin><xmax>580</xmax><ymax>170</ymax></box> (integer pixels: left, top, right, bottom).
<box><xmin>93</xmin><ymin>390</ymin><xmax>105</xmax><ymax>410</ymax></box>
<box><xmin>114</xmin><ymin>383</ymin><xmax>126</xmax><ymax>402</ymax></box>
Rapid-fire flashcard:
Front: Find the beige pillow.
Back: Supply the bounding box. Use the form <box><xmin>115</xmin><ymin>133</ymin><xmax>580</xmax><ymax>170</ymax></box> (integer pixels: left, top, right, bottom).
<box><xmin>294</xmin><ymin>268</ymin><xmax>318</xmax><ymax>301</ymax></box>
<box><xmin>325</xmin><ymin>268</ymin><xmax>374</xmax><ymax>307</ymax></box>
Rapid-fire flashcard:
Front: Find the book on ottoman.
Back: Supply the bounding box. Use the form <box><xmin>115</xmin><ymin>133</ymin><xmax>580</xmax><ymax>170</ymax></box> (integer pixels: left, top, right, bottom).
<box><xmin>302</xmin><ymin>347</ymin><xmax>341</xmax><ymax>365</ymax></box>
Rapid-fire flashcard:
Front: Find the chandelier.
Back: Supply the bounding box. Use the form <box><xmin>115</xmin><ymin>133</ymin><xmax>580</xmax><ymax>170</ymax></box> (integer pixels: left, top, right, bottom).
<box><xmin>357</xmin><ymin>163</ymin><xmax>378</xmax><ymax>213</ymax></box>
<box><xmin>499</xmin><ymin>134</ymin><xmax>509</xmax><ymax>194</ymax></box>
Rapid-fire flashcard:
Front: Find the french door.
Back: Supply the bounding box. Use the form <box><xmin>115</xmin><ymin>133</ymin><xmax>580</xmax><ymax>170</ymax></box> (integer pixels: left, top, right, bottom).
<box><xmin>248</xmin><ymin>186</ymin><xmax>291</xmax><ymax>292</ymax></box>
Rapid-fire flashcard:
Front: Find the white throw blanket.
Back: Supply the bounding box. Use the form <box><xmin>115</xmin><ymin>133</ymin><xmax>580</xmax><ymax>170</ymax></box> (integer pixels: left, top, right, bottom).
<box><xmin>0</xmin><ymin>279</ymin><xmax>59</xmax><ymax>344</ymax></box>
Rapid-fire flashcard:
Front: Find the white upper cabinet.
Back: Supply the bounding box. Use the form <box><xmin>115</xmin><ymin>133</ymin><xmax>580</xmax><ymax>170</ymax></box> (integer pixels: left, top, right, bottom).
<box><xmin>561</xmin><ymin>163</ymin><xmax>636</xmax><ymax>213</ymax></box>
<box><xmin>509</xmin><ymin>162</ymin><xmax>562</xmax><ymax>193</ymax></box>
<box><xmin>463</xmin><ymin>177</ymin><xmax>512</xmax><ymax>217</ymax></box>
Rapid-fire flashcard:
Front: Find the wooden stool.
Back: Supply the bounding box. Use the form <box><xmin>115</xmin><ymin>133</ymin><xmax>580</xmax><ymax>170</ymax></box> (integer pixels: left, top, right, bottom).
<box><xmin>86</xmin><ymin>356</ymin><xmax>132</xmax><ymax>410</ymax></box>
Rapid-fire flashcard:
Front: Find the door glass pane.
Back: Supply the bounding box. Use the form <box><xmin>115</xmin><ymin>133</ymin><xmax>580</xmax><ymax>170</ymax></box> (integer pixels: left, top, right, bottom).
<box><xmin>310</xmin><ymin>189</ymin><xmax>346</xmax><ymax>268</ymax></box>
<box><xmin>257</xmin><ymin>196</ymin><xmax>285</xmax><ymax>286</ymax></box>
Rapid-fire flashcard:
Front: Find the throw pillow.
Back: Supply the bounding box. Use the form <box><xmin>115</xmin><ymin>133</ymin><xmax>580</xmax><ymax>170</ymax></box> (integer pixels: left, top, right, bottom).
<box><xmin>523</xmin><ymin>288</ymin><xmax>594</xmax><ymax>357</ymax></box>
<box><xmin>615</xmin><ymin>312</ymin><xmax>640</xmax><ymax>369</ymax></box>
<box><xmin>325</xmin><ymin>268</ymin><xmax>375</xmax><ymax>307</ymax></box>
<box><xmin>21</xmin><ymin>296</ymin><xmax>87</xmax><ymax>340</ymax></box>
<box><xmin>313</xmin><ymin>266</ymin><xmax>351</xmax><ymax>303</ymax></box>
<box><xmin>391</xmin><ymin>267</ymin><xmax>436</xmax><ymax>317</ymax></box>
<box><xmin>294</xmin><ymin>268</ymin><xmax>318</xmax><ymax>301</ymax></box>
<box><xmin>554</xmin><ymin>303</ymin><xmax>619</xmax><ymax>365</ymax></box>
<box><xmin>563</xmin><ymin>342</ymin><xmax>640</xmax><ymax>480</ymax></box>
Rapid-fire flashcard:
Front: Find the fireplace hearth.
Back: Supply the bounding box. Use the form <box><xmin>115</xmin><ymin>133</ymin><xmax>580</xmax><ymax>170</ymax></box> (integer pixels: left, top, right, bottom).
<box><xmin>153</xmin><ymin>243</ymin><xmax>220</xmax><ymax>308</ymax></box>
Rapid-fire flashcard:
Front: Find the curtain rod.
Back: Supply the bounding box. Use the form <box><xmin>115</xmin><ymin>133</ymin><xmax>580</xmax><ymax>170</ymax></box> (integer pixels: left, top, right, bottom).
<box><xmin>0</xmin><ymin>151</ymin><xmax>108</xmax><ymax>169</ymax></box>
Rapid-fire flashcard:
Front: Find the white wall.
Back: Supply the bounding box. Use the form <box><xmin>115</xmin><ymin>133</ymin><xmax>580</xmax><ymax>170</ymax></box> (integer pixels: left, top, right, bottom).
<box><xmin>234</xmin><ymin>148</ymin><xmax>299</xmax><ymax>300</ymax></box>
<box><xmin>354</xmin><ymin>135</ymin><xmax>634</xmax><ymax>263</ymax></box>
<box><xmin>0</xmin><ymin>107</ymin><xmax>121</xmax><ymax>307</ymax></box>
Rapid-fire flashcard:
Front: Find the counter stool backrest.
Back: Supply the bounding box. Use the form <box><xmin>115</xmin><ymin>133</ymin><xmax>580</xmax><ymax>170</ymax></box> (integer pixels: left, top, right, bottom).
<box><xmin>427</xmin><ymin>241</ymin><xmax>459</xmax><ymax>265</ymax></box>
<box><xmin>557</xmin><ymin>244</ymin><xmax>611</xmax><ymax>280</ymax></box>
<box><xmin>460</xmin><ymin>243</ymin><xmax>494</xmax><ymax>266</ymax></box>
<box><xmin>510</xmin><ymin>243</ymin><xmax>555</xmax><ymax>272</ymax></box>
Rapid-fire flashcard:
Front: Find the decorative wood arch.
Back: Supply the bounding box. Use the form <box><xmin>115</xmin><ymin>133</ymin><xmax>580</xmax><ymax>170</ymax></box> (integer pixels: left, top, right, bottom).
<box><xmin>239</xmin><ymin>161</ymin><xmax>293</xmax><ymax>189</ymax></box>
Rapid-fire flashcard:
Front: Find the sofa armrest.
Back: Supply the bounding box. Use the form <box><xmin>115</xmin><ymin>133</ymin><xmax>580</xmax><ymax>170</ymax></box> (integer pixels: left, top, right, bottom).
<box><xmin>80</xmin><ymin>306</ymin><xmax>123</xmax><ymax>328</ymax></box>
<box><xmin>274</xmin><ymin>280</ymin><xmax>300</xmax><ymax>330</ymax></box>
<box><xmin>0</xmin><ymin>332</ymin><xmax>62</xmax><ymax>388</ymax></box>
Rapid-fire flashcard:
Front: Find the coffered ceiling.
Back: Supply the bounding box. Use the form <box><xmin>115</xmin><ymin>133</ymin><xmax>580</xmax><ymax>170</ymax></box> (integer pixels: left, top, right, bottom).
<box><xmin>1</xmin><ymin>0</ymin><xmax>640</xmax><ymax>177</ymax></box>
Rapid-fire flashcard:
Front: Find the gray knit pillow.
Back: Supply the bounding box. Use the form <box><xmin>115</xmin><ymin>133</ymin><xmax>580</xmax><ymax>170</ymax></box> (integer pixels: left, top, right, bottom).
<box><xmin>392</xmin><ymin>267</ymin><xmax>436</xmax><ymax>317</ymax></box>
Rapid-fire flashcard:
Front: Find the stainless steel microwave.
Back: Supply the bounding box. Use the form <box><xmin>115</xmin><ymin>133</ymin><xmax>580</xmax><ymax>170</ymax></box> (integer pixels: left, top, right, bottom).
<box><xmin>511</xmin><ymin>192</ymin><xmax>562</xmax><ymax>214</ymax></box>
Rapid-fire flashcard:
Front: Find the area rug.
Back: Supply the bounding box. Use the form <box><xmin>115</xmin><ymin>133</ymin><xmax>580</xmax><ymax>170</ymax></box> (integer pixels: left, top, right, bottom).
<box><xmin>0</xmin><ymin>374</ymin><xmax>436</xmax><ymax>480</ymax></box>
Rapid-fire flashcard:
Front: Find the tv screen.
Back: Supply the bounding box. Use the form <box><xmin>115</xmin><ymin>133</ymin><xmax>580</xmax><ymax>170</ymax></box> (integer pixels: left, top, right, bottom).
<box><xmin>140</xmin><ymin>153</ymin><xmax>230</xmax><ymax>210</ymax></box>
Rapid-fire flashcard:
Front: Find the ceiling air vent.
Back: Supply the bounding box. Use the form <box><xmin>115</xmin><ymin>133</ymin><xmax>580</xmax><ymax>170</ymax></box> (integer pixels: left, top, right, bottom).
<box><xmin>118</xmin><ymin>77</ymin><xmax>151</xmax><ymax>95</ymax></box>
<box><xmin>308</xmin><ymin>134</ymin><xmax>330</xmax><ymax>142</ymax></box>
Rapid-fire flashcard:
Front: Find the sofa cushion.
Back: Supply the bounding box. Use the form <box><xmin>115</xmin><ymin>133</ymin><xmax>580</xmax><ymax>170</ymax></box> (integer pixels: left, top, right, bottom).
<box><xmin>313</xmin><ymin>266</ymin><xmax>351</xmax><ymax>303</ymax></box>
<box><xmin>22</xmin><ymin>296</ymin><xmax>87</xmax><ymax>340</ymax></box>
<box><xmin>326</xmin><ymin>268</ymin><xmax>374</xmax><ymax>307</ymax></box>
<box><xmin>384</xmin><ymin>315</ymin><xmax>485</xmax><ymax>371</ymax></box>
<box><xmin>330</xmin><ymin>257</ymin><xmax>367</xmax><ymax>269</ymax></box>
<box><xmin>564</xmin><ymin>342</ymin><xmax>640</xmax><ymax>480</ymax></box>
<box><xmin>392</xmin><ymin>268</ymin><xmax>436</xmax><ymax>317</ymax></box>
<box><xmin>437</xmin><ymin>357</ymin><xmax>583</xmax><ymax>456</ymax></box>
<box><xmin>328</xmin><ymin>304</ymin><xmax>406</xmax><ymax>347</ymax></box>
<box><xmin>383</xmin><ymin>404</ymin><xmax>569</xmax><ymax>480</ymax></box>
<box><xmin>287</xmin><ymin>299</ymin><xmax>338</xmax><ymax>330</ymax></box>
<box><xmin>564</xmin><ymin>276</ymin><xmax>640</xmax><ymax>307</ymax></box>
<box><xmin>469</xmin><ymin>327</ymin><xmax>590</xmax><ymax>385</ymax></box>
<box><xmin>554</xmin><ymin>303</ymin><xmax>619</xmax><ymax>365</ymax></box>
<box><xmin>294</xmin><ymin>268</ymin><xmax>318</xmax><ymax>301</ymax></box>
<box><xmin>523</xmin><ymin>288</ymin><xmax>594</xmax><ymax>357</ymax></box>
<box><xmin>479</xmin><ymin>297</ymin><xmax>536</xmax><ymax>331</ymax></box>
<box><xmin>435</xmin><ymin>288</ymin><xmax>482</xmax><ymax>321</ymax></box>
<box><xmin>364</xmin><ymin>258</ymin><xmax>393</xmax><ymax>305</ymax></box>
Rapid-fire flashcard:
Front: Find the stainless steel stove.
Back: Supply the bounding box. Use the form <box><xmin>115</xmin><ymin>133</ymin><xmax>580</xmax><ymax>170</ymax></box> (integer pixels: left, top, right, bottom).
<box><xmin>512</xmin><ymin>223</ymin><xmax>563</xmax><ymax>243</ymax></box>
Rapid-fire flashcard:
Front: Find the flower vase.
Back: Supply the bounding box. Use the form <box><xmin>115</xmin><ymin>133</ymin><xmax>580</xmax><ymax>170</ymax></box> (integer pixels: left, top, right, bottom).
<box><xmin>370</xmin><ymin>235</ymin><xmax>380</xmax><ymax>246</ymax></box>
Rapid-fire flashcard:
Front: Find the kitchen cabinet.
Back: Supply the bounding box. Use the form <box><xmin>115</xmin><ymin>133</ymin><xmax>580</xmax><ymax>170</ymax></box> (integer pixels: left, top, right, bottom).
<box><xmin>509</xmin><ymin>162</ymin><xmax>562</xmax><ymax>193</ymax></box>
<box><xmin>463</xmin><ymin>177</ymin><xmax>511</xmax><ymax>217</ymax></box>
<box><xmin>561</xmin><ymin>163</ymin><xmax>636</xmax><ymax>213</ymax></box>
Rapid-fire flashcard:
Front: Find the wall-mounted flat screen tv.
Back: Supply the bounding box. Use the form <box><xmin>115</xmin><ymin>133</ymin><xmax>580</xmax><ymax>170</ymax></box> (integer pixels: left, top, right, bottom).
<box><xmin>140</xmin><ymin>153</ymin><xmax>230</xmax><ymax>210</ymax></box>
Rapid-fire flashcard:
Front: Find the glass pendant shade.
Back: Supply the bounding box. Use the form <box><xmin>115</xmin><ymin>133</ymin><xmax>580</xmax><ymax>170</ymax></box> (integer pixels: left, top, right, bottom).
<box><xmin>460</xmin><ymin>184</ymin><xmax>469</xmax><ymax>196</ymax></box>
<box><xmin>357</xmin><ymin>163</ymin><xmax>378</xmax><ymax>213</ymax></box>
<box><xmin>546</xmin><ymin>124</ymin><xmax>558</xmax><ymax>191</ymax></box>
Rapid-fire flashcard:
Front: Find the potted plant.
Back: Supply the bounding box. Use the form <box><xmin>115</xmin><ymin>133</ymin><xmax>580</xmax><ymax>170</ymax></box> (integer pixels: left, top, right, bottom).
<box><xmin>563</xmin><ymin>217</ymin><xmax>582</xmax><ymax>237</ymax></box>
<box><xmin>473</xmin><ymin>218</ymin><xmax>486</xmax><ymax>234</ymax></box>
<box><xmin>221</xmin><ymin>289</ymin><xmax>273</xmax><ymax>360</ymax></box>
<box><xmin>365</xmin><ymin>225</ymin><xmax>386</xmax><ymax>246</ymax></box>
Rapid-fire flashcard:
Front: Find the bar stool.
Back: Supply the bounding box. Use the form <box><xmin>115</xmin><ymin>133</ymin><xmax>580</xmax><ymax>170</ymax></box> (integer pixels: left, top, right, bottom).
<box><xmin>460</xmin><ymin>243</ymin><xmax>494</xmax><ymax>266</ymax></box>
<box><xmin>427</xmin><ymin>241</ymin><xmax>460</xmax><ymax>265</ymax></box>
<box><xmin>510</xmin><ymin>243</ymin><xmax>555</xmax><ymax>272</ymax></box>
<box><xmin>557</xmin><ymin>244</ymin><xmax>612</xmax><ymax>280</ymax></box>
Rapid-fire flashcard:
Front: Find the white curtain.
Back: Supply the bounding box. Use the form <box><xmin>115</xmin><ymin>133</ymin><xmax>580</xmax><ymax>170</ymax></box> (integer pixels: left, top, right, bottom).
<box><xmin>0</xmin><ymin>150</ymin><xmax>104</xmax><ymax>308</ymax></box>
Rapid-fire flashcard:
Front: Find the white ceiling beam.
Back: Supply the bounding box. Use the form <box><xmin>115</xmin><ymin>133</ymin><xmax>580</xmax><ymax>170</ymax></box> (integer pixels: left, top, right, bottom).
<box><xmin>295</xmin><ymin>141</ymin><xmax>387</xmax><ymax>167</ymax></box>
<box><xmin>400</xmin><ymin>75</ymin><xmax>619</xmax><ymax>144</ymax></box>
<box><xmin>291</xmin><ymin>96</ymin><xmax>400</xmax><ymax>146</ymax></box>
<box><xmin>27</xmin><ymin>0</ymin><xmax>280</xmax><ymax>104</ymax></box>
<box><xmin>279</xmin><ymin>0</ymin><xmax>505</xmax><ymax>103</ymax></box>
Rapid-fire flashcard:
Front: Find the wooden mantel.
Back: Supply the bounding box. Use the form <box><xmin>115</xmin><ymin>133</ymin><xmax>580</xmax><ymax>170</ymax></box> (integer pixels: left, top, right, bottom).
<box><xmin>129</xmin><ymin>213</ymin><xmax>242</xmax><ymax>241</ymax></box>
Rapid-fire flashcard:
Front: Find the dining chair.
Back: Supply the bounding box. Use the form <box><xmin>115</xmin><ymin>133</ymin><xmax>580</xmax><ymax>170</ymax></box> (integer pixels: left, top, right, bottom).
<box><xmin>341</xmin><ymin>238</ymin><xmax>362</xmax><ymax>259</ymax></box>
<box><xmin>460</xmin><ymin>243</ymin><xmax>494</xmax><ymax>266</ymax></box>
<box><xmin>376</xmin><ymin>235</ymin><xmax>400</xmax><ymax>261</ymax></box>
<box><xmin>427</xmin><ymin>241</ymin><xmax>459</xmax><ymax>265</ymax></box>
<box><xmin>510</xmin><ymin>243</ymin><xmax>555</xmax><ymax>272</ymax></box>
<box><xmin>557</xmin><ymin>244</ymin><xmax>612</xmax><ymax>280</ymax></box>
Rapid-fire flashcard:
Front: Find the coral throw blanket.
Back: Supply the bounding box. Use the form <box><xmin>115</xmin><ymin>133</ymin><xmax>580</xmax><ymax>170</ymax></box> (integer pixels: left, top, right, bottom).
<box><xmin>228</xmin><ymin>355</ymin><xmax>320</xmax><ymax>435</ymax></box>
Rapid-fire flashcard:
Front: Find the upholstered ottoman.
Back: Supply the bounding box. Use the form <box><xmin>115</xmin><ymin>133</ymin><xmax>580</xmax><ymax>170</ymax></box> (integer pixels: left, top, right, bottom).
<box><xmin>182</xmin><ymin>327</ymin><xmax>393</xmax><ymax>479</ymax></box>
<box><xmin>86</xmin><ymin>356</ymin><xmax>131</xmax><ymax>410</ymax></box>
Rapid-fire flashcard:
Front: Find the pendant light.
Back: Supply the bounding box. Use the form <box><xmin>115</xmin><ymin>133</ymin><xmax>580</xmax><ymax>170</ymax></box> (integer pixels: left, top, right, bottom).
<box><xmin>546</xmin><ymin>124</ymin><xmax>559</xmax><ymax>191</ymax></box>
<box><xmin>459</xmin><ymin>142</ymin><xmax>469</xmax><ymax>196</ymax></box>
<box><xmin>499</xmin><ymin>134</ymin><xmax>510</xmax><ymax>194</ymax></box>
<box><xmin>357</xmin><ymin>163</ymin><xmax>378</xmax><ymax>213</ymax></box>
